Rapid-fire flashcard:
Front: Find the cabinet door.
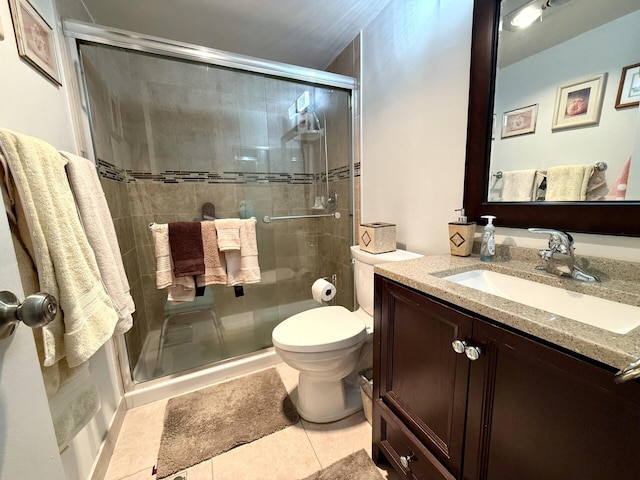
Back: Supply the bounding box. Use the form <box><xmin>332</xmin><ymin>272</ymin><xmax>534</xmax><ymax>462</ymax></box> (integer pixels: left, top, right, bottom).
<box><xmin>464</xmin><ymin>320</ymin><xmax>640</xmax><ymax>480</ymax></box>
<box><xmin>374</xmin><ymin>277</ymin><xmax>474</xmax><ymax>477</ymax></box>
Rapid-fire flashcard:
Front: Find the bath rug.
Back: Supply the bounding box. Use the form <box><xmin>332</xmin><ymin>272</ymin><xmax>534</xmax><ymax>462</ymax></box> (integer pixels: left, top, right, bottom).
<box><xmin>156</xmin><ymin>367</ymin><xmax>299</xmax><ymax>479</ymax></box>
<box><xmin>301</xmin><ymin>449</ymin><xmax>384</xmax><ymax>480</ymax></box>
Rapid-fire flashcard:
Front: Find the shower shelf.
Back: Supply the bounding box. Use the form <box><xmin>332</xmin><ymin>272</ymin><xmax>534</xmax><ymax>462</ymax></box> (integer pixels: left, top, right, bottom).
<box><xmin>263</xmin><ymin>212</ymin><xmax>341</xmax><ymax>223</ymax></box>
<box><xmin>281</xmin><ymin>127</ymin><xmax>324</xmax><ymax>143</ymax></box>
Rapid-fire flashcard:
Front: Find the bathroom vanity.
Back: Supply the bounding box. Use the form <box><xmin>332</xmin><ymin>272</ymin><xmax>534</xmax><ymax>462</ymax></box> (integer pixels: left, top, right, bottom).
<box><xmin>372</xmin><ymin>254</ymin><xmax>640</xmax><ymax>480</ymax></box>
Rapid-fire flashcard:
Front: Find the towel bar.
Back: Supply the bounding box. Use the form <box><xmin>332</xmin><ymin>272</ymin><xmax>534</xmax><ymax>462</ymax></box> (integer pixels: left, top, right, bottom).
<box><xmin>148</xmin><ymin>217</ymin><xmax>256</xmax><ymax>230</ymax></box>
<box><xmin>494</xmin><ymin>162</ymin><xmax>607</xmax><ymax>182</ymax></box>
<box><xmin>262</xmin><ymin>212</ymin><xmax>341</xmax><ymax>223</ymax></box>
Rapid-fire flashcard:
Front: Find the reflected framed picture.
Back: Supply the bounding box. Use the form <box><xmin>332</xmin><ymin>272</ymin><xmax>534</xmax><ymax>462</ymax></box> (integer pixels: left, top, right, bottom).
<box><xmin>615</xmin><ymin>63</ymin><xmax>640</xmax><ymax>110</ymax></box>
<box><xmin>552</xmin><ymin>73</ymin><xmax>606</xmax><ymax>131</ymax></box>
<box><xmin>501</xmin><ymin>104</ymin><xmax>538</xmax><ymax>138</ymax></box>
<box><xmin>8</xmin><ymin>0</ymin><xmax>61</xmax><ymax>86</ymax></box>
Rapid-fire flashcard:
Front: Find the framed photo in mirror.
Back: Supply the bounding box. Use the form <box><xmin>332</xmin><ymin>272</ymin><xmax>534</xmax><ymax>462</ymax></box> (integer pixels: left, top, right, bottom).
<box><xmin>8</xmin><ymin>0</ymin><xmax>62</xmax><ymax>86</ymax></box>
<box><xmin>551</xmin><ymin>74</ymin><xmax>606</xmax><ymax>131</ymax></box>
<box><xmin>615</xmin><ymin>63</ymin><xmax>640</xmax><ymax>109</ymax></box>
<box><xmin>501</xmin><ymin>104</ymin><xmax>538</xmax><ymax>138</ymax></box>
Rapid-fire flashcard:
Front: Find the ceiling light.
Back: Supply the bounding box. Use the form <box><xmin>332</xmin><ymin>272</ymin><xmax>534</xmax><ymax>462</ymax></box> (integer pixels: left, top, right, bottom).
<box><xmin>510</xmin><ymin>5</ymin><xmax>542</xmax><ymax>28</ymax></box>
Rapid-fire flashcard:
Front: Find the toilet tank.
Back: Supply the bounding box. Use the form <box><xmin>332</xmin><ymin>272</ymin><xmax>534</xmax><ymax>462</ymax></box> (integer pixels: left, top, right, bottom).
<box><xmin>350</xmin><ymin>245</ymin><xmax>423</xmax><ymax>317</ymax></box>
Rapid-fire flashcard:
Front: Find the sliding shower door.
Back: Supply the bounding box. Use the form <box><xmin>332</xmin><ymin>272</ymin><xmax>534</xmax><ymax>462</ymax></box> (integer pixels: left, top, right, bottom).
<box><xmin>78</xmin><ymin>42</ymin><xmax>353</xmax><ymax>384</ymax></box>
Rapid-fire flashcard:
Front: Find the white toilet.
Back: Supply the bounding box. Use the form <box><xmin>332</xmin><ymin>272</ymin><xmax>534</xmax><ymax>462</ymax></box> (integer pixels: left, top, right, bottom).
<box><xmin>272</xmin><ymin>245</ymin><xmax>423</xmax><ymax>423</ymax></box>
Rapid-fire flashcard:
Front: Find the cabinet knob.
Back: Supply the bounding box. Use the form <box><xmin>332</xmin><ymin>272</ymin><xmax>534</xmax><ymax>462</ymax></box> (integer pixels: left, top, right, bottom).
<box><xmin>451</xmin><ymin>339</ymin><xmax>467</xmax><ymax>354</ymax></box>
<box><xmin>399</xmin><ymin>453</ymin><xmax>414</xmax><ymax>469</ymax></box>
<box><xmin>465</xmin><ymin>345</ymin><xmax>482</xmax><ymax>361</ymax></box>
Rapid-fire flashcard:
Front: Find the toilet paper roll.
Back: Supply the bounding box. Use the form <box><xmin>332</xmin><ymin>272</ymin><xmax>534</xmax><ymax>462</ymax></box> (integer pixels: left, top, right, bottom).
<box><xmin>312</xmin><ymin>278</ymin><xmax>337</xmax><ymax>303</ymax></box>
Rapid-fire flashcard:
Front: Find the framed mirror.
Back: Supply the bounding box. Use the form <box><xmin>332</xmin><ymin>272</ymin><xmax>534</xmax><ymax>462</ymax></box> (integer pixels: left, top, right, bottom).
<box><xmin>464</xmin><ymin>0</ymin><xmax>640</xmax><ymax>235</ymax></box>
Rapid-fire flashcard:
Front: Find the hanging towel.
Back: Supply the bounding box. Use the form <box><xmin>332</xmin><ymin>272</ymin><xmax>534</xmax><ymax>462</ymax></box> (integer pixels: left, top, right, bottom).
<box><xmin>168</xmin><ymin>221</ymin><xmax>205</xmax><ymax>277</ymax></box>
<box><xmin>226</xmin><ymin>218</ymin><xmax>261</xmax><ymax>286</ymax></box>
<box><xmin>215</xmin><ymin>218</ymin><xmax>241</xmax><ymax>251</ymax></box>
<box><xmin>545</xmin><ymin>164</ymin><xmax>594</xmax><ymax>201</ymax></box>
<box><xmin>607</xmin><ymin>157</ymin><xmax>631</xmax><ymax>200</ymax></box>
<box><xmin>0</xmin><ymin>129</ymin><xmax>119</xmax><ymax>368</ymax></box>
<box><xmin>501</xmin><ymin>169</ymin><xmax>537</xmax><ymax>201</ymax></box>
<box><xmin>62</xmin><ymin>151</ymin><xmax>134</xmax><ymax>335</ymax></box>
<box><xmin>586</xmin><ymin>168</ymin><xmax>608</xmax><ymax>201</ymax></box>
<box><xmin>196</xmin><ymin>220</ymin><xmax>227</xmax><ymax>286</ymax></box>
<box><xmin>150</xmin><ymin>223</ymin><xmax>196</xmax><ymax>302</ymax></box>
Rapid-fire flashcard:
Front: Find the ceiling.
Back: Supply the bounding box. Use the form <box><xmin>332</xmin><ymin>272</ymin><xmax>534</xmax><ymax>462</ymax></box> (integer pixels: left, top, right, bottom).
<box><xmin>80</xmin><ymin>0</ymin><xmax>391</xmax><ymax>70</ymax></box>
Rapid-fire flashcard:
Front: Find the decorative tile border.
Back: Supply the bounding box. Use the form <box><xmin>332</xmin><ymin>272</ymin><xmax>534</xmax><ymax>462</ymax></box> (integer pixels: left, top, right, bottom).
<box><xmin>98</xmin><ymin>159</ymin><xmax>355</xmax><ymax>185</ymax></box>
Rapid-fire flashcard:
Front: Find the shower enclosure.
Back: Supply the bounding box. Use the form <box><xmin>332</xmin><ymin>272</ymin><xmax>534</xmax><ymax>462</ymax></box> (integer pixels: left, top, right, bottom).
<box><xmin>66</xmin><ymin>23</ymin><xmax>355</xmax><ymax>388</ymax></box>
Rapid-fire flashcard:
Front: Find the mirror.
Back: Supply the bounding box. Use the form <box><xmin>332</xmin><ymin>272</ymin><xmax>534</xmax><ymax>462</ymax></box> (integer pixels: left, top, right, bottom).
<box><xmin>464</xmin><ymin>0</ymin><xmax>640</xmax><ymax>235</ymax></box>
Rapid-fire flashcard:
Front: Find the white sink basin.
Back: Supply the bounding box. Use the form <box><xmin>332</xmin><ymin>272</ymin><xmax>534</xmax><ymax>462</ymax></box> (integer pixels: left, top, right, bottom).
<box><xmin>443</xmin><ymin>269</ymin><xmax>640</xmax><ymax>334</ymax></box>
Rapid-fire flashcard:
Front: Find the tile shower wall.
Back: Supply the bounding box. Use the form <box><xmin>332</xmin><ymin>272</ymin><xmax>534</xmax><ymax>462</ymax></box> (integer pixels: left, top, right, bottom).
<box><xmin>81</xmin><ymin>43</ymin><xmax>354</xmax><ymax>378</ymax></box>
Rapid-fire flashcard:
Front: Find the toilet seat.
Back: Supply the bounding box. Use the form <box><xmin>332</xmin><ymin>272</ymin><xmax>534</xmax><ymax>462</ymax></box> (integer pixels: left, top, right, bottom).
<box><xmin>272</xmin><ymin>306</ymin><xmax>366</xmax><ymax>353</ymax></box>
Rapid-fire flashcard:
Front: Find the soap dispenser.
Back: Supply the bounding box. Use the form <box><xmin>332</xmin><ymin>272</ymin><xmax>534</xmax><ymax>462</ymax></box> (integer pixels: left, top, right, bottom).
<box><xmin>480</xmin><ymin>215</ymin><xmax>497</xmax><ymax>262</ymax></box>
<box><xmin>448</xmin><ymin>208</ymin><xmax>476</xmax><ymax>257</ymax></box>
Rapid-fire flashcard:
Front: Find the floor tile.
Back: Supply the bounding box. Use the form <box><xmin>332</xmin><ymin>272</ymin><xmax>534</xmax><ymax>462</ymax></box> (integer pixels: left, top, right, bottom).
<box><xmin>184</xmin><ymin>460</ymin><xmax>213</xmax><ymax>480</ymax></box>
<box><xmin>209</xmin><ymin>423</ymin><xmax>321</xmax><ymax>480</ymax></box>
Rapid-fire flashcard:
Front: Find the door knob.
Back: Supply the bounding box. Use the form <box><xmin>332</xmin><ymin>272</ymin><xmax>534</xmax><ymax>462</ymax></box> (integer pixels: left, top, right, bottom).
<box><xmin>451</xmin><ymin>339</ymin><xmax>468</xmax><ymax>354</ymax></box>
<box><xmin>0</xmin><ymin>291</ymin><xmax>58</xmax><ymax>339</ymax></box>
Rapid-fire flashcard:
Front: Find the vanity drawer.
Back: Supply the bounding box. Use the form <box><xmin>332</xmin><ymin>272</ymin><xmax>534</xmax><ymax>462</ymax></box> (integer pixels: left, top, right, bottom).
<box><xmin>376</xmin><ymin>400</ymin><xmax>454</xmax><ymax>480</ymax></box>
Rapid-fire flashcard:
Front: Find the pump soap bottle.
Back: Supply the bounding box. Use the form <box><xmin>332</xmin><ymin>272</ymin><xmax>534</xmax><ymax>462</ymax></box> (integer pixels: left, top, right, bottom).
<box><xmin>480</xmin><ymin>215</ymin><xmax>497</xmax><ymax>262</ymax></box>
<box><xmin>448</xmin><ymin>208</ymin><xmax>476</xmax><ymax>257</ymax></box>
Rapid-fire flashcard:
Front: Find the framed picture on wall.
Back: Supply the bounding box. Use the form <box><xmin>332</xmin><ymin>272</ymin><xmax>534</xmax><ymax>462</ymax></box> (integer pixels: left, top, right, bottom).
<box><xmin>8</xmin><ymin>0</ymin><xmax>62</xmax><ymax>86</ymax></box>
<box><xmin>615</xmin><ymin>63</ymin><xmax>640</xmax><ymax>109</ymax></box>
<box><xmin>501</xmin><ymin>104</ymin><xmax>538</xmax><ymax>138</ymax></box>
<box><xmin>551</xmin><ymin>73</ymin><xmax>606</xmax><ymax>131</ymax></box>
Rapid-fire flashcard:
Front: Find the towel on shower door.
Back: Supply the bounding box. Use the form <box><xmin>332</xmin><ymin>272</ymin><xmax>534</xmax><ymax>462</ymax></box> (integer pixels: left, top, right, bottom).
<box><xmin>545</xmin><ymin>164</ymin><xmax>594</xmax><ymax>201</ymax></box>
<box><xmin>196</xmin><ymin>220</ymin><xmax>227</xmax><ymax>286</ymax></box>
<box><xmin>0</xmin><ymin>128</ymin><xmax>119</xmax><ymax>368</ymax></box>
<box><xmin>62</xmin><ymin>151</ymin><xmax>135</xmax><ymax>335</ymax></box>
<box><xmin>225</xmin><ymin>218</ymin><xmax>261</xmax><ymax>286</ymax></box>
<box><xmin>151</xmin><ymin>223</ymin><xmax>196</xmax><ymax>302</ymax></box>
<box><xmin>214</xmin><ymin>218</ymin><xmax>241</xmax><ymax>251</ymax></box>
<box><xmin>500</xmin><ymin>169</ymin><xmax>537</xmax><ymax>201</ymax></box>
<box><xmin>168</xmin><ymin>221</ymin><xmax>205</xmax><ymax>277</ymax></box>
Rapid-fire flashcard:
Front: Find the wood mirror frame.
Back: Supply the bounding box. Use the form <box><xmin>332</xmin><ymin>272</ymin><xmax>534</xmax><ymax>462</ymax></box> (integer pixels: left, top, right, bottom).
<box><xmin>463</xmin><ymin>0</ymin><xmax>640</xmax><ymax>236</ymax></box>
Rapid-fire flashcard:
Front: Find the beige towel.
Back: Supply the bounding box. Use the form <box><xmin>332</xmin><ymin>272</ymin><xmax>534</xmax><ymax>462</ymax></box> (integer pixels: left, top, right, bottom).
<box><xmin>62</xmin><ymin>151</ymin><xmax>134</xmax><ymax>335</ymax></box>
<box><xmin>215</xmin><ymin>218</ymin><xmax>241</xmax><ymax>251</ymax></box>
<box><xmin>546</xmin><ymin>165</ymin><xmax>594</xmax><ymax>201</ymax></box>
<box><xmin>226</xmin><ymin>218</ymin><xmax>261</xmax><ymax>286</ymax></box>
<box><xmin>196</xmin><ymin>221</ymin><xmax>227</xmax><ymax>286</ymax></box>
<box><xmin>0</xmin><ymin>129</ymin><xmax>118</xmax><ymax>367</ymax></box>
<box><xmin>501</xmin><ymin>169</ymin><xmax>536</xmax><ymax>201</ymax></box>
<box><xmin>150</xmin><ymin>223</ymin><xmax>195</xmax><ymax>302</ymax></box>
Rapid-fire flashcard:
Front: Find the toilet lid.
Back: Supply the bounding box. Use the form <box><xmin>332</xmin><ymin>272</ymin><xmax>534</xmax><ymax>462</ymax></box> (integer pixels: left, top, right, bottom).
<box><xmin>272</xmin><ymin>306</ymin><xmax>367</xmax><ymax>353</ymax></box>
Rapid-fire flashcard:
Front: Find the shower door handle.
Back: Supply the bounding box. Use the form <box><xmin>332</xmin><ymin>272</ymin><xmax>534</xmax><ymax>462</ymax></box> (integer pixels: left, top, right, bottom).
<box><xmin>0</xmin><ymin>291</ymin><xmax>58</xmax><ymax>339</ymax></box>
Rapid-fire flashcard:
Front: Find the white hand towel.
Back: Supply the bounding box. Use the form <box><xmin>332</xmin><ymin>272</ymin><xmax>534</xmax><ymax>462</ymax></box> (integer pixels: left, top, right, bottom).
<box><xmin>215</xmin><ymin>218</ymin><xmax>241</xmax><ymax>251</ymax></box>
<box><xmin>226</xmin><ymin>218</ymin><xmax>261</xmax><ymax>286</ymax></box>
<box><xmin>546</xmin><ymin>164</ymin><xmax>594</xmax><ymax>201</ymax></box>
<box><xmin>501</xmin><ymin>169</ymin><xmax>536</xmax><ymax>201</ymax></box>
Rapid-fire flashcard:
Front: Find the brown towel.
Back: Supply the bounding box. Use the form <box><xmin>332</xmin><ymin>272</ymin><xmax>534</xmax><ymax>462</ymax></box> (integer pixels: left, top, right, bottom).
<box><xmin>168</xmin><ymin>222</ymin><xmax>205</xmax><ymax>277</ymax></box>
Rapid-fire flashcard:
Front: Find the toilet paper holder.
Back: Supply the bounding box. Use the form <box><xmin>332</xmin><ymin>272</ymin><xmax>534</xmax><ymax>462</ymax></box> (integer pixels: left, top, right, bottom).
<box><xmin>324</xmin><ymin>273</ymin><xmax>337</xmax><ymax>287</ymax></box>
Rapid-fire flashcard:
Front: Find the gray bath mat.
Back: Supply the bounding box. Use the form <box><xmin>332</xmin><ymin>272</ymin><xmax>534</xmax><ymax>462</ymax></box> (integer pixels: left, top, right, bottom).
<box><xmin>156</xmin><ymin>368</ymin><xmax>299</xmax><ymax>479</ymax></box>
<box><xmin>302</xmin><ymin>449</ymin><xmax>384</xmax><ymax>480</ymax></box>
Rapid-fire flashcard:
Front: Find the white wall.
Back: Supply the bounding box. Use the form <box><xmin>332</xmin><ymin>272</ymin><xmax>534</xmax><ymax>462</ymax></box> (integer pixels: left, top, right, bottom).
<box><xmin>492</xmin><ymin>11</ymin><xmax>640</xmax><ymax>185</ymax></box>
<box><xmin>361</xmin><ymin>0</ymin><xmax>474</xmax><ymax>255</ymax></box>
<box><xmin>0</xmin><ymin>0</ymin><xmax>123</xmax><ymax>478</ymax></box>
<box><xmin>361</xmin><ymin>0</ymin><xmax>640</xmax><ymax>261</ymax></box>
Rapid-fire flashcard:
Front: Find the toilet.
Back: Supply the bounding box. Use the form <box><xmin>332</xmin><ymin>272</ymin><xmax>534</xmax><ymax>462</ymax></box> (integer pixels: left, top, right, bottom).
<box><xmin>272</xmin><ymin>245</ymin><xmax>423</xmax><ymax>423</ymax></box>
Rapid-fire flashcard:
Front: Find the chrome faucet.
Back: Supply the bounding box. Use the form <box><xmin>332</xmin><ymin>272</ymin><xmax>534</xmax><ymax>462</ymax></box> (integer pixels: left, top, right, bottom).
<box><xmin>528</xmin><ymin>228</ymin><xmax>598</xmax><ymax>282</ymax></box>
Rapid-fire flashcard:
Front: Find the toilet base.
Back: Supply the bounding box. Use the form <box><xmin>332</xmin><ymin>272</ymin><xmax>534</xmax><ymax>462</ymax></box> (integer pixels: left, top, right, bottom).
<box><xmin>296</xmin><ymin>373</ymin><xmax>363</xmax><ymax>423</ymax></box>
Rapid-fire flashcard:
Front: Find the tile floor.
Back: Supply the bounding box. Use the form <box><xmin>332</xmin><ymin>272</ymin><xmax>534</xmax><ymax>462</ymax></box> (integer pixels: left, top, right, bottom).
<box><xmin>103</xmin><ymin>363</ymin><xmax>401</xmax><ymax>480</ymax></box>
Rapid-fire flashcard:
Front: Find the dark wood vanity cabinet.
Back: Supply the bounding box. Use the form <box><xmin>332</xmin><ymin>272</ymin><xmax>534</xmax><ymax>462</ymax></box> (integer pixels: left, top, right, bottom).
<box><xmin>373</xmin><ymin>276</ymin><xmax>640</xmax><ymax>480</ymax></box>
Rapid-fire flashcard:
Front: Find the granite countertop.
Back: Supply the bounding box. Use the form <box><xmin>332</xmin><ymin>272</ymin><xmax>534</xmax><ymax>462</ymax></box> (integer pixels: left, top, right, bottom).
<box><xmin>374</xmin><ymin>249</ymin><xmax>640</xmax><ymax>371</ymax></box>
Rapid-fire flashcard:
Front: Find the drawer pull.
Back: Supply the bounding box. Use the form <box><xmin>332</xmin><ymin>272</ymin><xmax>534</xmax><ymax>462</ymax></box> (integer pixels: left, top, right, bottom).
<box><xmin>399</xmin><ymin>453</ymin><xmax>414</xmax><ymax>469</ymax></box>
<box><xmin>465</xmin><ymin>345</ymin><xmax>482</xmax><ymax>361</ymax></box>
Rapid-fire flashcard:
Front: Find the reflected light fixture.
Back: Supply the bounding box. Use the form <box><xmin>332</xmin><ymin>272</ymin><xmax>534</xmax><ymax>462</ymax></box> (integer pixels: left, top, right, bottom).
<box><xmin>510</xmin><ymin>4</ymin><xmax>542</xmax><ymax>28</ymax></box>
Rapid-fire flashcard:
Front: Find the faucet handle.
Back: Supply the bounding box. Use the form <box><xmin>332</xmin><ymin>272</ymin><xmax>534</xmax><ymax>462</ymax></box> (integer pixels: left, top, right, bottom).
<box><xmin>528</xmin><ymin>228</ymin><xmax>573</xmax><ymax>251</ymax></box>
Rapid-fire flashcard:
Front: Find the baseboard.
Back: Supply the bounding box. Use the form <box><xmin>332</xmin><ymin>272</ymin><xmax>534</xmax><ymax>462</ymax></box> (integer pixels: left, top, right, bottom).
<box><xmin>90</xmin><ymin>397</ymin><xmax>128</xmax><ymax>480</ymax></box>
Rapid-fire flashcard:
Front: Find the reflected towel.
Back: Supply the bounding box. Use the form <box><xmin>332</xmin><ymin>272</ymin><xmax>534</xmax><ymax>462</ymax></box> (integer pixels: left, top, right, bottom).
<box><xmin>63</xmin><ymin>151</ymin><xmax>134</xmax><ymax>335</ymax></box>
<box><xmin>545</xmin><ymin>164</ymin><xmax>594</xmax><ymax>201</ymax></box>
<box><xmin>0</xmin><ymin>129</ymin><xmax>118</xmax><ymax>368</ymax></box>
<box><xmin>501</xmin><ymin>169</ymin><xmax>536</xmax><ymax>201</ymax></box>
<box><xmin>607</xmin><ymin>157</ymin><xmax>631</xmax><ymax>200</ymax></box>
<box><xmin>215</xmin><ymin>218</ymin><xmax>241</xmax><ymax>251</ymax></box>
<box><xmin>168</xmin><ymin>222</ymin><xmax>205</xmax><ymax>277</ymax></box>
<box><xmin>196</xmin><ymin>221</ymin><xmax>227</xmax><ymax>286</ymax></box>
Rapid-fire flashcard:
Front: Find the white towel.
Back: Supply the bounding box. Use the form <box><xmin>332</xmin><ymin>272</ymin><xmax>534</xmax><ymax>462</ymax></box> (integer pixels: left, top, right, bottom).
<box><xmin>0</xmin><ymin>129</ymin><xmax>119</xmax><ymax>367</ymax></box>
<box><xmin>501</xmin><ymin>169</ymin><xmax>536</xmax><ymax>201</ymax></box>
<box><xmin>62</xmin><ymin>151</ymin><xmax>134</xmax><ymax>335</ymax></box>
<box><xmin>150</xmin><ymin>223</ymin><xmax>196</xmax><ymax>302</ymax></box>
<box><xmin>546</xmin><ymin>164</ymin><xmax>594</xmax><ymax>201</ymax></box>
<box><xmin>215</xmin><ymin>218</ymin><xmax>241</xmax><ymax>251</ymax></box>
<box><xmin>226</xmin><ymin>218</ymin><xmax>261</xmax><ymax>286</ymax></box>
